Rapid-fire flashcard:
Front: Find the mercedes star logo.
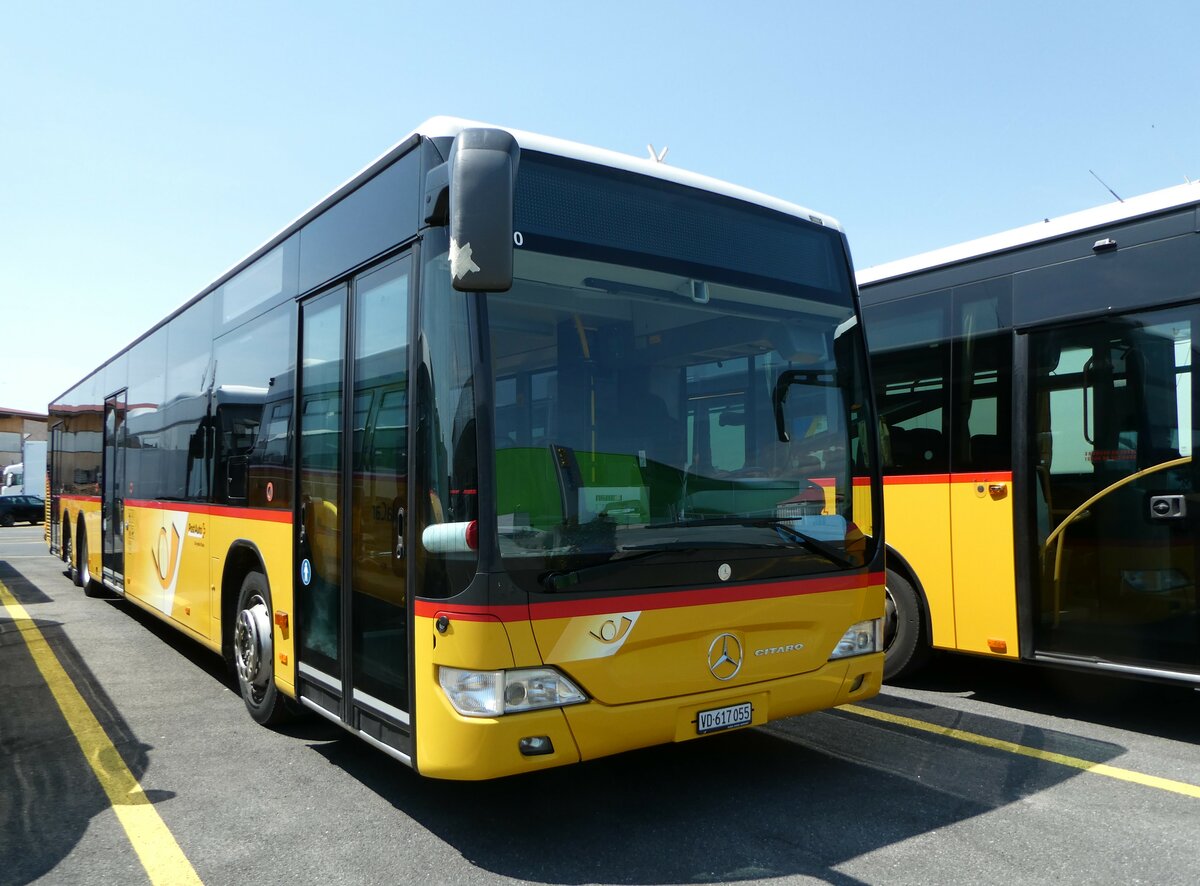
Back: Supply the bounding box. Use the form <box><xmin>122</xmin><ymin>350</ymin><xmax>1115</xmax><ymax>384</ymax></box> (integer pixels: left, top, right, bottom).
<box><xmin>707</xmin><ymin>633</ymin><xmax>743</xmax><ymax>681</ymax></box>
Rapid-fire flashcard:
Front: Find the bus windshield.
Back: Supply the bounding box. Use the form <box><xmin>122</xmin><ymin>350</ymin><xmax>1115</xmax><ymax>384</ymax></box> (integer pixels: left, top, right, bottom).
<box><xmin>486</xmin><ymin>209</ymin><xmax>874</xmax><ymax>593</ymax></box>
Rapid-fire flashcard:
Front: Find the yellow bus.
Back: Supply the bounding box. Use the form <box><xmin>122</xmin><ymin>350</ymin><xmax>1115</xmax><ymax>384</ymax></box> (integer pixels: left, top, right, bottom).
<box><xmin>859</xmin><ymin>182</ymin><xmax>1198</xmax><ymax>685</ymax></box>
<box><xmin>48</xmin><ymin>119</ymin><xmax>885</xmax><ymax>779</ymax></box>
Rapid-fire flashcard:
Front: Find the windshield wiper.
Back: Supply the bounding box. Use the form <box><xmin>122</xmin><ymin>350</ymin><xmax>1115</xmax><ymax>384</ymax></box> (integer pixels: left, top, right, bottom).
<box><xmin>771</xmin><ymin>522</ymin><xmax>858</xmax><ymax>569</ymax></box>
<box><xmin>541</xmin><ymin>545</ymin><xmax>699</xmax><ymax>591</ymax></box>
<box><xmin>666</xmin><ymin>516</ymin><xmax>857</xmax><ymax>570</ymax></box>
<box><xmin>542</xmin><ymin>540</ymin><xmax>778</xmax><ymax>590</ymax></box>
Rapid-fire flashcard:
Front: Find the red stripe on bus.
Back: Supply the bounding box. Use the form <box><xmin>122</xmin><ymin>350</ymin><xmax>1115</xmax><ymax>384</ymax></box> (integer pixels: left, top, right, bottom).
<box><xmin>124</xmin><ymin>499</ymin><xmax>293</xmax><ymax>523</ymax></box>
<box><xmin>883</xmin><ymin>471</ymin><xmax>1013</xmax><ymax>486</ymax></box>
<box><xmin>415</xmin><ymin>571</ymin><xmax>884</xmax><ymax>623</ymax></box>
<box><xmin>58</xmin><ymin>494</ymin><xmax>101</xmax><ymax>503</ymax></box>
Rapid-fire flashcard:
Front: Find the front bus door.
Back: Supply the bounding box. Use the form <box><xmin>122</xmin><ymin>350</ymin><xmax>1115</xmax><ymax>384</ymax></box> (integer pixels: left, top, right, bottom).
<box><xmin>1030</xmin><ymin>304</ymin><xmax>1198</xmax><ymax>676</ymax></box>
<box><xmin>295</xmin><ymin>255</ymin><xmax>413</xmax><ymax>761</ymax></box>
<box><xmin>102</xmin><ymin>390</ymin><xmax>127</xmax><ymax>589</ymax></box>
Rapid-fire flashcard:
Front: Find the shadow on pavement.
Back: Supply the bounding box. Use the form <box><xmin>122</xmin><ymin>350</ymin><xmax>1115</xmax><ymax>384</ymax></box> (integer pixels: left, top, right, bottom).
<box><xmin>888</xmin><ymin>652</ymin><xmax>1198</xmax><ymax>744</ymax></box>
<box><xmin>0</xmin><ymin>562</ymin><xmax>157</xmax><ymax>886</ymax></box>
<box><xmin>304</xmin><ymin>687</ymin><xmax>1129</xmax><ymax>884</ymax></box>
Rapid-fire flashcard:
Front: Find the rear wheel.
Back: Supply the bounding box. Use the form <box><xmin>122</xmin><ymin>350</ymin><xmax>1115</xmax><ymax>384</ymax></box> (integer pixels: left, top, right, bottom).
<box><xmin>883</xmin><ymin>567</ymin><xmax>931</xmax><ymax>681</ymax></box>
<box><xmin>72</xmin><ymin>527</ymin><xmax>85</xmax><ymax>587</ymax></box>
<box><xmin>77</xmin><ymin>528</ymin><xmax>104</xmax><ymax>597</ymax></box>
<box><xmin>233</xmin><ymin>572</ymin><xmax>293</xmax><ymax>726</ymax></box>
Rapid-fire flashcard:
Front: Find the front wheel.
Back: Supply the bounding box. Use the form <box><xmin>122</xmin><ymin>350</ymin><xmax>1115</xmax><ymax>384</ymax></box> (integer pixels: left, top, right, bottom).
<box><xmin>233</xmin><ymin>572</ymin><xmax>293</xmax><ymax>726</ymax></box>
<box><xmin>883</xmin><ymin>568</ymin><xmax>931</xmax><ymax>681</ymax></box>
<box><xmin>0</xmin><ymin>513</ymin><xmax>13</xmax><ymax>528</ymax></box>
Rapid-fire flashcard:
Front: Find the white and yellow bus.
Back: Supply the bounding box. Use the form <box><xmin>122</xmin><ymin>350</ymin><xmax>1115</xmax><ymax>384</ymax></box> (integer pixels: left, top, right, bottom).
<box><xmin>49</xmin><ymin>119</ymin><xmax>884</xmax><ymax>779</ymax></box>
<box><xmin>859</xmin><ymin>182</ymin><xmax>1198</xmax><ymax>685</ymax></box>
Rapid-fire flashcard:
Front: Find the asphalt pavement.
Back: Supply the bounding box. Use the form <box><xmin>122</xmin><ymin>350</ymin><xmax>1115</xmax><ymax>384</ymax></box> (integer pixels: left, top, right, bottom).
<box><xmin>1</xmin><ymin>523</ymin><xmax>1197</xmax><ymax>886</ymax></box>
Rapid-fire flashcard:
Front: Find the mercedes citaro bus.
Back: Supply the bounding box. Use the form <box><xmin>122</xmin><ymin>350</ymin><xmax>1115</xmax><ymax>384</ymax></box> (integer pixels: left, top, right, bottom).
<box><xmin>48</xmin><ymin>118</ymin><xmax>884</xmax><ymax>779</ymax></box>
<box><xmin>860</xmin><ymin>182</ymin><xmax>1197</xmax><ymax>687</ymax></box>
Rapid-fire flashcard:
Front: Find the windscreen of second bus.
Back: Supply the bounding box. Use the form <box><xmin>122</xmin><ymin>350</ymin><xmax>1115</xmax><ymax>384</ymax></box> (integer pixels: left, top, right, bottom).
<box><xmin>488</xmin><ymin>249</ymin><xmax>873</xmax><ymax>592</ymax></box>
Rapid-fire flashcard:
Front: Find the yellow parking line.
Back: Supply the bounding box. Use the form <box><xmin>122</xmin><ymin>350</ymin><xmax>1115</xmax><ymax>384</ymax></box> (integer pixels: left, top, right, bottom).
<box><xmin>0</xmin><ymin>580</ymin><xmax>204</xmax><ymax>885</ymax></box>
<box><xmin>841</xmin><ymin>703</ymin><xmax>1200</xmax><ymax>799</ymax></box>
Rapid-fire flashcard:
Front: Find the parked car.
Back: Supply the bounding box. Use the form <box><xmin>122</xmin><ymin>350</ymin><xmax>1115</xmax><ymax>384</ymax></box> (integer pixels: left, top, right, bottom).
<box><xmin>0</xmin><ymin>495</ymin><xmax>44</xmax><ymax>526</ymax></box>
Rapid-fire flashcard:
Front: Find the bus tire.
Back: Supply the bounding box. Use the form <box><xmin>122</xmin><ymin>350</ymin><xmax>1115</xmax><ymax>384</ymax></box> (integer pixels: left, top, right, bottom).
<box><xmin>62</xmin><ymin>520</ymin><xmax>72</xmax><ymax>565</ymax></box>
<box><xmin>78</xmin><ymin>530</ymin><xmax>104</xmax><ymax>598</ymax></box>
<box><xmin>883</xmin><ymin>568</ymin><xmax>930</xmax><ymax>681</ymax></box>
<box><xmin>72</xmin><ymin>526</ymin><xmax>86</xmax><ymax>587</ymax></box>
<box><xmin>233</xmin><ymin>572</ymin><xmax>292</xmax><ymax>727</ymax></box>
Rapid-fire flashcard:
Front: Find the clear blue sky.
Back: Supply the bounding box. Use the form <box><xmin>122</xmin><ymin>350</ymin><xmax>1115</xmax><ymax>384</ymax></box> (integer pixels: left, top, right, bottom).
<box><xmin>3</xmin><ymin>1</ymin><xmax>1197</xmax><ymax>414</ymax></box>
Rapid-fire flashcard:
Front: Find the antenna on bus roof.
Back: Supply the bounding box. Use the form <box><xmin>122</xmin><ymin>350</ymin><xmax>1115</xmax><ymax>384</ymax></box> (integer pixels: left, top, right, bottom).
<box><xmin>1089</xmin><ymin>169</ymin><xmax>1123</xmax><ymax>203</ymax></box>
<box><xmin>646</xmin><ymin>144</ymin><xmax>669</xmax><ymax>163</ymax></box>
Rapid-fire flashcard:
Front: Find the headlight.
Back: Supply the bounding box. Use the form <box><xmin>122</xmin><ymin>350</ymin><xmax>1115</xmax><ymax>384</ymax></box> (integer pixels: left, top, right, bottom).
<box><xmin>829</xmin><ymin>618</ymin><xmax>882</xmax><ymax>660</ymax></box>
<box><xmin>439</xmin><ymin>666</ymin><xmax>587</xmax><ymax>717</ymax></box>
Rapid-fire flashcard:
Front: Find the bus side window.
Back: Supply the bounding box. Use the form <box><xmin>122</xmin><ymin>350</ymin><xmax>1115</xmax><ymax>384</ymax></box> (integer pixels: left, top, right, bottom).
<box><xmin>863</xmin><ymin>294</ymin><xmax>952</xmax><ymax>476</ymax></box>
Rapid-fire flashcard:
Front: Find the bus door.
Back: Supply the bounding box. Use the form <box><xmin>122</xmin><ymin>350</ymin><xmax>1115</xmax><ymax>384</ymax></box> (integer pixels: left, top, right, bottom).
<box><xmin>947</xmin><ymin>283</ymin><xmax>1019</xmax><ymax>658</ymax></box>
<box><xmin>102</xmin><ymin>389</ymin><xmax>127</xmax><ymax>589</ymax></box>
<box><xmin>1030</xmin><ymin>305</ymin><xmax>1197</xmax><ymax>673</ymax></box>
<box><xmin>295</xmin><ymin>255</ymin><xmax>413</xmax><ymax>755</ymax></box>
<box><xmin>50</xmin><ymin>422</ymin><xmax>63</xmax><ymax>552</ymax></box>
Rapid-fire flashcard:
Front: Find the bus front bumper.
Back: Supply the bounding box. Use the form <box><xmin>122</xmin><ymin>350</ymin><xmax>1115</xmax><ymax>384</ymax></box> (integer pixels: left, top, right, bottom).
<box><xmin>414</xmin><ymin>653</ymin><xmax>881</xmax><ymax>780</ymax></box>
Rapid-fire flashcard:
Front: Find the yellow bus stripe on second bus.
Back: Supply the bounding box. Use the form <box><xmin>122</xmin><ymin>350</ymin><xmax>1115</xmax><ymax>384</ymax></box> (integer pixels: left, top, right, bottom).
<box><xmin>0</xmin><ymin>580</ymin><xmax>204</xmax><ymax>886</ymax></box>
<box><xmin>841</xmin><ymin>703</ymin><xmax>1200</xmax><ymax>799</ymax></box>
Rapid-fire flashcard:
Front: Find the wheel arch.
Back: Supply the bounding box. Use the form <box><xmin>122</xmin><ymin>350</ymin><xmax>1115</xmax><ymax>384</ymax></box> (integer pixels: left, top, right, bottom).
<box><xmin>220</xmin><ymin>540</ymin><xmax>270</xmax><ymax>663</ymax></box>
<box><xmin>60</xmin><ymin>514</ymin><xmax>72</xmax><ymax>561</ymax></box>
<box><xmin>884</xmin><ymin>544</ymin><xmax>933</xmax><ymax>642</ymax></box>
<box><xmin>75</xmin><ymin>512</ymin><xmax>88</xmax><ymax>561</ymax></box>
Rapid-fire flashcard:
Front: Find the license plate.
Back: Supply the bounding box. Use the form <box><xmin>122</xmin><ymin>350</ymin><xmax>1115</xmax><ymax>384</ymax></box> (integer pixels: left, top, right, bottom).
<box><xmin>696</xmin><ymin>701</ymin><xmax>753</xmax><ymax>735</ymax></box>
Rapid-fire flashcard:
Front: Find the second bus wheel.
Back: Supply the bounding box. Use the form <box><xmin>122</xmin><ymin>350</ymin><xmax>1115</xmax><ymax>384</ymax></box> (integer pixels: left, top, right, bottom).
<box><xmin>883</xmin><ymin>568</ymin><xmax>931</xmax><ymax>681</ymax></box>
<box><xmin>233</xmin><ymin>572</ymin><xmax>293</xmax><ymax>727</ymax></box>
<box><xmin>77</xmin><ymin>530</ymin><xmax>105</xmax><ymax>598</ymax></box>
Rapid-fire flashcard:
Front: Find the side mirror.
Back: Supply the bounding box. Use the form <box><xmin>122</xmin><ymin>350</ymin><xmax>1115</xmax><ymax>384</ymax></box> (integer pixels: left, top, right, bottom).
<box><xmin>448</xmin><ymin>128</ymin><xmax>519</xmax><ymax>292</ymax></box>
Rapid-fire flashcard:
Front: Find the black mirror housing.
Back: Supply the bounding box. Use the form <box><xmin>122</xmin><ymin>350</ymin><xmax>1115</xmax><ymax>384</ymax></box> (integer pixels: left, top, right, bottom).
<box><xmin>448</xmin><ymin>128</ymin><xmax>519</xmax><ymax>292</ymax></box>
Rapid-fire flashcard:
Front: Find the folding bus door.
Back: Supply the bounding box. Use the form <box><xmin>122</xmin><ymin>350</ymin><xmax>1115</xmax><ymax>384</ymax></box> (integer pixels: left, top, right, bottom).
<box><xmin>295</xmin><ymin>254</ymin><xmax>414</xmax><ymax>761</ymax></box>
<box><xmin>102</xmin><ymin>390</ymin><xmax>128</xmax><ymax>589</ymax></box>
<box><xmin>1030</xmin><ymin>305</ymin><xmax>1198</xmax><ymax>673</ymax></box>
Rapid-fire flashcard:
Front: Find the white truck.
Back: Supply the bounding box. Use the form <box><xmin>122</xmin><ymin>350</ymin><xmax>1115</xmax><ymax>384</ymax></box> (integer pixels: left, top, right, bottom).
<box><xmin>2</xmin><ymin>439</ymin><xmax>47</xmax><ymax>497</ymax></box>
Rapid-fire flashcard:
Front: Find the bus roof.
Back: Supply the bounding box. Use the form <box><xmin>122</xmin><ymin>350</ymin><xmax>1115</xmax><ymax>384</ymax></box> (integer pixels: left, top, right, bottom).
<box><xmin>52</xmin><ymin>118</ymin><xmax>844</xmax><ymax>408</ymax></box>
<box><xmin>857</xmin><ymin>179</ymin><xmax>1200</xmax><ymax>286</ymax></box>
<box><xmin>421</xmin><ymin>117</ymin><xmax>841</xmax><ymax>229</ymax></box>
<box><xmin>221</xmin><ymin>117</ymin><xmax>842</xmax><ymax>299</ymax></box>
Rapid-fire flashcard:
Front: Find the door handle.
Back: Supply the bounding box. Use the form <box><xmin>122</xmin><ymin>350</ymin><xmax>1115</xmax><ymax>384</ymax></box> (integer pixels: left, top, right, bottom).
<box><xmin>394</xmin><ymin>506</ymin><xmax>406</xmax><ymax>559</ymax></box>
<box><xmin>988</xmin><ymin>483</ymin><xmax>1007</xmax><ymax>496</ymax></box>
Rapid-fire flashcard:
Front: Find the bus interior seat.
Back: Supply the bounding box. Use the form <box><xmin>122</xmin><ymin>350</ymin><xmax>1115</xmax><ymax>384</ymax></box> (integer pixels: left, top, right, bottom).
<box><xmin>969</xmin><ymin>434</ymin><xmax>1007</xmax><ymax>469</ymax></box>
<box><xmin>891</xmin><ymin>427</ymin><xmax>945</xmax><ymax>472</ymax></box>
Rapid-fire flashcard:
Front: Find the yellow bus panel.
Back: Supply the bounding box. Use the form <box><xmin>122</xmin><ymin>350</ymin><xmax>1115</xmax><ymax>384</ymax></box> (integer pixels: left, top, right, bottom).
<box><xmin>882</xmin><ymin>477</ymin><xmax>955</xmax><ymax>649</ymax></box>
<box><xmin>949</xmin><ymin>474</ymin><xmax>1018</xmax><ymax>658</ymax></box>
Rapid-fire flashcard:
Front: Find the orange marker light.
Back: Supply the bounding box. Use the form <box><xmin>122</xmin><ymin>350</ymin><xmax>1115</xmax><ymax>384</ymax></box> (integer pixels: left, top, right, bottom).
<box><xmin>274</xmin><ymin>611</ymin><xmax>289</xmax><ymax>636</ymax></box>
<box><xmin>987</xmin><ymin>638</ymin><xmax>1008</xmax><ymax>654</ymax></box>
